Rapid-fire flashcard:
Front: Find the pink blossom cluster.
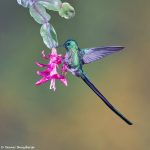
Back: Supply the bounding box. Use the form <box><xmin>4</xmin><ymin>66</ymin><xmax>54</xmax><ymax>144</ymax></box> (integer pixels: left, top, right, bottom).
<box><xmin>35</xmin><ymin>48</ymin><xmax>68</xmax><ymax>91</ymax></box>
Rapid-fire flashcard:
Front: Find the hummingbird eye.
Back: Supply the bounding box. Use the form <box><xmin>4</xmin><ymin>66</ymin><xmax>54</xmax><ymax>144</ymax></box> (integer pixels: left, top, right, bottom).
<box><xmin>67</xmin><ymin>42</ymin><xmax>70</xmax><ymax>46</ymax></box>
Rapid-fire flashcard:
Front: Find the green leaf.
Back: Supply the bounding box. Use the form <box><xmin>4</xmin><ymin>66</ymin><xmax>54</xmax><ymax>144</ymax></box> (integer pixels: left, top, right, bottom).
<box><xmin>40</xmin><ymin>23</ymin><xmax>58</xmax><ymax>49</ymax></box>
<box><xmin>38</xmin><ymin>0</ymin><xmax>62</xmax><ymax>11</ymax></box>
<box><xmin>50</xmin><ymin>25</ymin><xmax>58</xmax><ymax>43</ymax></box>
<box><xmin>17</xmin><ymin>0</ymin><xmax>30</xmax><ymax>7</ymax></box>
<box><xmin>29</xmin><ymin>3</ymin><xmax>51</xmax><ymax>24</ymax></box>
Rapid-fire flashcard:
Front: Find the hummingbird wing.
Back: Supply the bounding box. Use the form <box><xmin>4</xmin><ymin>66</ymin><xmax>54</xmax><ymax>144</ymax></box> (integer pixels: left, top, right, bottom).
<box><xmin>80</xmin><ymin>46</ymin><xmax>124</xmax><ymax>64</ymax></box>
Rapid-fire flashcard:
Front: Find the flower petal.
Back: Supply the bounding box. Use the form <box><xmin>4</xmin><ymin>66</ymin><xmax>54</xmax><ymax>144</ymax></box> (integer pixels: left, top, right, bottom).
<box><xmin>61</xmin><ymin>64</ymin><xmax>68</xmax><ymax>72</ymax></box>
<box><xmin>35</xmin><ymin>77</ymin><xmax>49</xmax><ymax>86</ymax></box>
<box><xmin>41</xmin><ymin>50</ymin><xmax>49</xmax><ymax>59</ymax></box>
<box><xmin>60</xmin><ymin>78</ymin><xmax>67</xmax><ymax>86</ymax></box>
<box><xmin>35</xmin><ymin>61</ymin><xmax>48</xmax><ymax>67</ymax></box>
<box><xmin>36</xmin><ymin>69</ymin><xmax>52</xmax><ymax>76</ymax></box>
<box><xmin>50</xmin><ymin>79</ymin><xmax>56</xmax><ymax>91</ymax></box>
<box><xmin>35</xmin><ymin>48</ymin><xmax>68</xmax><ymax>91</ymax></box>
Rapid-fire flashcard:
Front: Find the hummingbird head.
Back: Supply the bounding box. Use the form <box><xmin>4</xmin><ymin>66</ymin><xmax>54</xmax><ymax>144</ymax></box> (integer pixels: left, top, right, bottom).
<box><xmin>63</xmin><ymin>39</ymin><xmax>78</xmax><ymax>51</ymax></box>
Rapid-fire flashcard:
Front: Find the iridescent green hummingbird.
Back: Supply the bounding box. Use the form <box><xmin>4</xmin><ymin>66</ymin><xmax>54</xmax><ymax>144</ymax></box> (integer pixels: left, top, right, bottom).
<box><xmin>63</xmin><ymin>39</ymin><xmax>133</xmax><ymax>125</ymax></box>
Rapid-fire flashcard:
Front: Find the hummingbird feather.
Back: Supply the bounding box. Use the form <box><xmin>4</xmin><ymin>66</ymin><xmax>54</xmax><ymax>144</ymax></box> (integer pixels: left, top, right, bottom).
<box><xmin>81</xmin><ymin>73</ymin><xmax>133</xmax><ymax>125</ymax></box>
<box><xmin>63</xmin><ymin>39</ymin><xmax>132</xmax><ymax>125</ymax></box>
<box><xmin>81</xmin><ymin>46</ymin><xmax>124</xmax><ymax>64</ymax></box>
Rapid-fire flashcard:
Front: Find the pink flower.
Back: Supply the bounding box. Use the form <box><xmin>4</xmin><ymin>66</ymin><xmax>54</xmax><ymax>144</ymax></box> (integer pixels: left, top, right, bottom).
<box><xmin>35</xmin><ymin>48</ymin><xmax>68</xmax><ymax>91</ymax></box>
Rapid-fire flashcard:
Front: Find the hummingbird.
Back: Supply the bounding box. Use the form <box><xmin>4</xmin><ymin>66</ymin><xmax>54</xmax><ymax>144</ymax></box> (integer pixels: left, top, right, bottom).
<box><xmin>63</xmin><ymin>39</ymin><xmax>133</xmax><ymax>125</ymax></box>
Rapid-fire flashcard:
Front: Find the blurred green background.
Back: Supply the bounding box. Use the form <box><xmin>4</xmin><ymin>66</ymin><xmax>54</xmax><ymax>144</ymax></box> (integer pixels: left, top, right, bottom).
<box><xmin>0</xmin><ymin>0</ymin><xmax>150</xmax><ymax>149</ymax></box>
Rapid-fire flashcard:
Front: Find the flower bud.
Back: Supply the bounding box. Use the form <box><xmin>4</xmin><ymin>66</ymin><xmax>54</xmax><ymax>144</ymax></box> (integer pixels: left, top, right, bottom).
<box><xmin>59</xmin><ymin>2</ymin><xmax>75</xmax><ymax>19</ymax></box>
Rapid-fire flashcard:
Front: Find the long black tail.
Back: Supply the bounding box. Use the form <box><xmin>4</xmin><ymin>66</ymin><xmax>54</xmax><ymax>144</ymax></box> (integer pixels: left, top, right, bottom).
<box><xmin>81</xmin><ymin>73</ymin><xmax>133</xmax><ymax>125</ymax></box>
